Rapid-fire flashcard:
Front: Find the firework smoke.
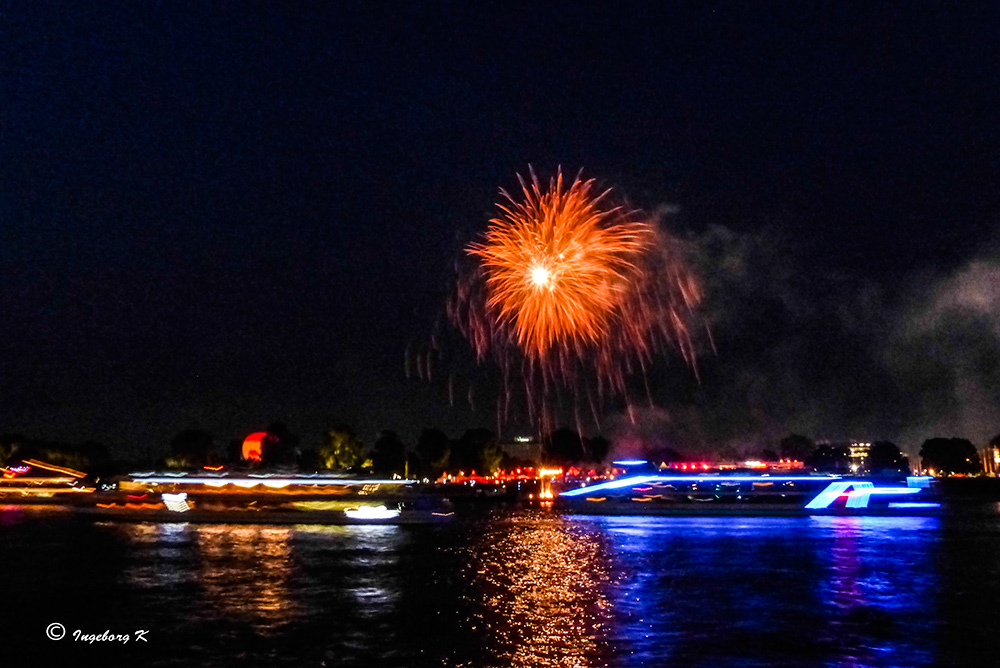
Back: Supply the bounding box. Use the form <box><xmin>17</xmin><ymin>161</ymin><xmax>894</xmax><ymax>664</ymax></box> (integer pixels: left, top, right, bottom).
<box><xmin>449</xmin><ymin>168</ymin><xmax>703</xmax><ymax>433</ymax></box>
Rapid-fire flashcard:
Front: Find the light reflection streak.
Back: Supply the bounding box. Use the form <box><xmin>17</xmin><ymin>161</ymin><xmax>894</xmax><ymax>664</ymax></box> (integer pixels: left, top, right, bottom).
<box><xmin>294</xmin><ymin>525</ymin><xmax>402</xmax><ymax>621</ymax></box>
<box><xmin>192</xmin><ymin>525</ymin><xmax>299</xmax><ymax>633</ymax></box>
<box><xmin>290</xmin><ymin>523</ymin><xmax>407</xmax><ymax>665</ymax></box>
<box><xmin>466</xmin><ymin>513</ymin><xmax>615</xmax><ymax>667</ymax></box>
<box><xmin>814</xmin><ymin>516</ymin><xmax>940</xmax><ymax>668</ymax></box>
<box><xmin>571</xmin><ymin>515</ymin><xmax>943</xmax><ymax>667</ymax></box>
<box><xmin>121</xmin><ymin>523</ymin><xmax>199</xmax><ymax>590</ymax></box>
<box><xmin>97</xmin><ymin>510</ymin><xmax>951</xmax><ymax>666</ymax></box>
<box><xmin>116</xmin><ymin>522</ymin><xmax>300</xmax><ymax>634</ymax></box>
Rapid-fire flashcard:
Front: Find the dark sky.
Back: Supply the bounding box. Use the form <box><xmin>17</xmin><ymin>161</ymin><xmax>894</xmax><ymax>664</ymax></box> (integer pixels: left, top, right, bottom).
<box><xmin>3</xmin><ymin>2</ymin><xmax>998</xmax><ymax>457</ymax></box>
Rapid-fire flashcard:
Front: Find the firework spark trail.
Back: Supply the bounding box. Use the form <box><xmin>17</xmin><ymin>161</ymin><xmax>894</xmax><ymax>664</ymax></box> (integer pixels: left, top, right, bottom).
<box><xmin>450</xmin><ymin>168</ymin><xmax>703</xmax><ymax>434</ymax></box>
<box><xmin>469</xmin><ymin>170</ymin><xmax>654</xmax><ymax>359</ymax></box>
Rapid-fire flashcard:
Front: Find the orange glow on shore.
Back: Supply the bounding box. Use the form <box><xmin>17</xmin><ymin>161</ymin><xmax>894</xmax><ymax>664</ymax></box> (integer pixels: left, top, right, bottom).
<box><xmin>242</xmin><ymin>433</ymin><xmax>266</xmax><ymax>461</ymax></box>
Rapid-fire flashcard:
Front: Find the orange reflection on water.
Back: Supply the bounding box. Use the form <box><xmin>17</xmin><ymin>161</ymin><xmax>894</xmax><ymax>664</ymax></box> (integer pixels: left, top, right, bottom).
<box><xmin>192</xmin><ymin>525</ymin><xmax>298</xmax><ymax>632</ymax></box>
<box><xmin>467</xmin><ymin>512</ymin><xmax>615</xmax><ymax>668</ymax></box>
<box><xmin>117</xmin><ymin>523</ymin><xmax>299</xmax><ymax>633</ymax></box>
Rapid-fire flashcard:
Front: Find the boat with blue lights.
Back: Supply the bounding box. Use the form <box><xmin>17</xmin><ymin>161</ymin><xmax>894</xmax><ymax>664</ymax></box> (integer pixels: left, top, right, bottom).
<box><xmin>556</xmin><ymin>461</ymin><xmax>940</xmax><ymax>516</ymax></box>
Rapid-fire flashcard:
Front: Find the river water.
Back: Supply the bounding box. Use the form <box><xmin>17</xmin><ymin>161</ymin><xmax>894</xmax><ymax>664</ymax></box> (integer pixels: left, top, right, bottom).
<box><xmin>4</xmin><ymin>507</ymin><xmax>1000</xmax><ymax>667</ymax></box>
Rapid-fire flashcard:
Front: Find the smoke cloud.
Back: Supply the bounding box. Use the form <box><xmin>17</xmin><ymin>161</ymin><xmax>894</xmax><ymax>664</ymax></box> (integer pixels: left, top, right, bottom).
<box><xmin>607</xmin><ymin>224</ymin><xmax>1000</xmax><ymax>459</ymax></box>
<box><xmin>887</xmin><ymin>258</ymin><xmax>1000</xmax><ymax>451</ymax></box>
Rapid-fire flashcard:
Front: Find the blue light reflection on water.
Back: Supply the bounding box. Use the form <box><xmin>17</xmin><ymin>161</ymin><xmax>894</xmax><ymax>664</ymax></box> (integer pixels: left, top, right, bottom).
<box><xmin>5</xmin><ymin>509</ymin><xmax>1000</xmax><ymax>667</ymax></box>
<box><xmin>813</xmin><ymin>516</ymin><xmax>939</xmax><ymax>667</ymax></box>
<box><xmin>569</xmin><ymin>514</ymin><xmax>942</xmax><ymax>668</ymax></box>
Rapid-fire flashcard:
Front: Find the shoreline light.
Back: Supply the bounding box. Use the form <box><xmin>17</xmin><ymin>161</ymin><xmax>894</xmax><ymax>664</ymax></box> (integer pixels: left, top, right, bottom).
<box><xmin>344</xmin><ymin>505</ymin><xmax>400</xmax><ymax>520</ymax></box>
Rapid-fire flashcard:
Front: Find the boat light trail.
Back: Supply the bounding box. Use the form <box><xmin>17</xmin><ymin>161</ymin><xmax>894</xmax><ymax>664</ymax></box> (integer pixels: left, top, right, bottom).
<box><xmin>129</xmin><ymin>475</ymin><xmax>415</xmax><ymax>486</ymax></box>
<box><xmin>344</xmin><ymin>505</ymin><xmax>400</xmax><ymax>520</ymax></box>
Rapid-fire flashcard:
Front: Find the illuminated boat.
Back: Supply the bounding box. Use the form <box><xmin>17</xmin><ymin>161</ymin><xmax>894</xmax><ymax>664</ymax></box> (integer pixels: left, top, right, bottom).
<box><xmin>78</xmin><ymin>471</ymin><xmax>454</xmax><ymax>524</ymax></box>
<box><xmin>556</xmin><ymin>465</ymin><xmax>940</xmax><ymax>515</ymax></box>
<box><xmin>0</xmin><ymin>459</ymin><xmax>94</xmax><ymax>501</ymax></box>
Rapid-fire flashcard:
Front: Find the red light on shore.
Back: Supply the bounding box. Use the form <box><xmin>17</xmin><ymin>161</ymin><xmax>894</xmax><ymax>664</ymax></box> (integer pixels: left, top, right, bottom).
<box><xmin>242</xmin><ymin>432</ymin><xmax>266</xmax><ymax>461</ymax></box>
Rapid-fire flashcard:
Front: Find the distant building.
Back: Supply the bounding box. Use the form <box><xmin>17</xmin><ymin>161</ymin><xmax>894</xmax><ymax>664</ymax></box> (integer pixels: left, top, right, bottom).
<box><xmin>982</xmin><ymin>445</ymin><xmax>1000</xmax><ymax>477</ymax></box>
<box><xmin>502</xmin><ymin>436</ymin><xmax>542</xmax><ymax>463</ymax></box>
<box><xmin>848</xmin><ymin>441</ymin><xmax>871</xmax><ymax>474</ymax></box>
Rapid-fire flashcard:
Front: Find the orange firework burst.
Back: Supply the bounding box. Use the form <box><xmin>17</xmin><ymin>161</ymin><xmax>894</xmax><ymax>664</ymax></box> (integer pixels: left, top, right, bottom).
<box><xmin>469</xmin><ymin>170</ymin><xmax>653</xmax><ymax>359</ymax></box>
<box><xmin>449</xmin><ymin>168</ymin><xmax>702</xmax><ymax>431</ymax></box>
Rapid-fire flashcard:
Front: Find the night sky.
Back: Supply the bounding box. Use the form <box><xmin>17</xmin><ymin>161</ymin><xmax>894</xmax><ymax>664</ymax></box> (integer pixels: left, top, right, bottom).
<box><xmin>3</xmin><ymin>3</ymin><xmax>998</xmax><ymax>458</ymax></box>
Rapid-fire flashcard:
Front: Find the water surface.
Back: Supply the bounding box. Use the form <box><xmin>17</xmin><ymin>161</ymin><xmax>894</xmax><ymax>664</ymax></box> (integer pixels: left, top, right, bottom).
<box><xmin>4</xmin><ymin>508</ymin><xmax>999</xmax><ymax>667</ymax></box>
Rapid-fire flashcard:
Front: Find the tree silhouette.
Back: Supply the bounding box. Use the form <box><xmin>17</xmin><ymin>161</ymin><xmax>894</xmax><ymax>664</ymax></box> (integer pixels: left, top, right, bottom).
<box><xmin>451</xmin><ymin>429</ymin><xmax>503</xmax><ymax>475</ymax></box>
<box><xmin>262</xmin><ymin>421</ymin><xmax>300</xmax><ymax>467</ymax></box>
<box><xmin>416</xmin><ymin>428</ymin><xmax>450</xmax><ymax>478</ymax></box>
<box><xmin>543</xmin><ymin>428</ymin><xmax>585</xmax><ymax>465</ymax></box>
<box><xmin>2</xmin><ymin>434</ymin><xmax>106</xmax><ymax>472</ymax></box>
<box><xmin>805</xmin><ymin>445</ymin><xmax>851</xmax><ymax>473</ymax></box>
<box><xmin>779</xmin><ymin>434</ymin><xmax>815</xmax><ymax>461</ymax></box>
<box><xmin>317</xmin><ymin>425</ymin><xmax>365</xmax><ymax>471</ymax></box>
<box><xmin>586</xmin><ymin>435</ymin><xmax>610</xmax><ymax>463</ymax></box>
<box><xmin>165</xmin><ymin>429</ymin><xmax>215</xmax><ymax>469</ymax></box>
<box><xmin>919</xmin><ymin>438</ymin><xmax>980</xmax><ymax>475</ymax></box>
<box><xmin>371</xmin><ymin>430</ymin><xmax>407</xmax><ymax>476</ymax></box>
<box><xmin>866</xmin><ymin>441</ymin><xmax>908</xmax><ymax>474</ymax></box>
<box><xmin>0</xmin><ymin>434</ymin><xmax>26</xmax><ymax>466</ymax></box>
<box><xmin>647</xmin><ymin>446</ymin><xmax>684</xmax><ymax>466</ymax></box>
